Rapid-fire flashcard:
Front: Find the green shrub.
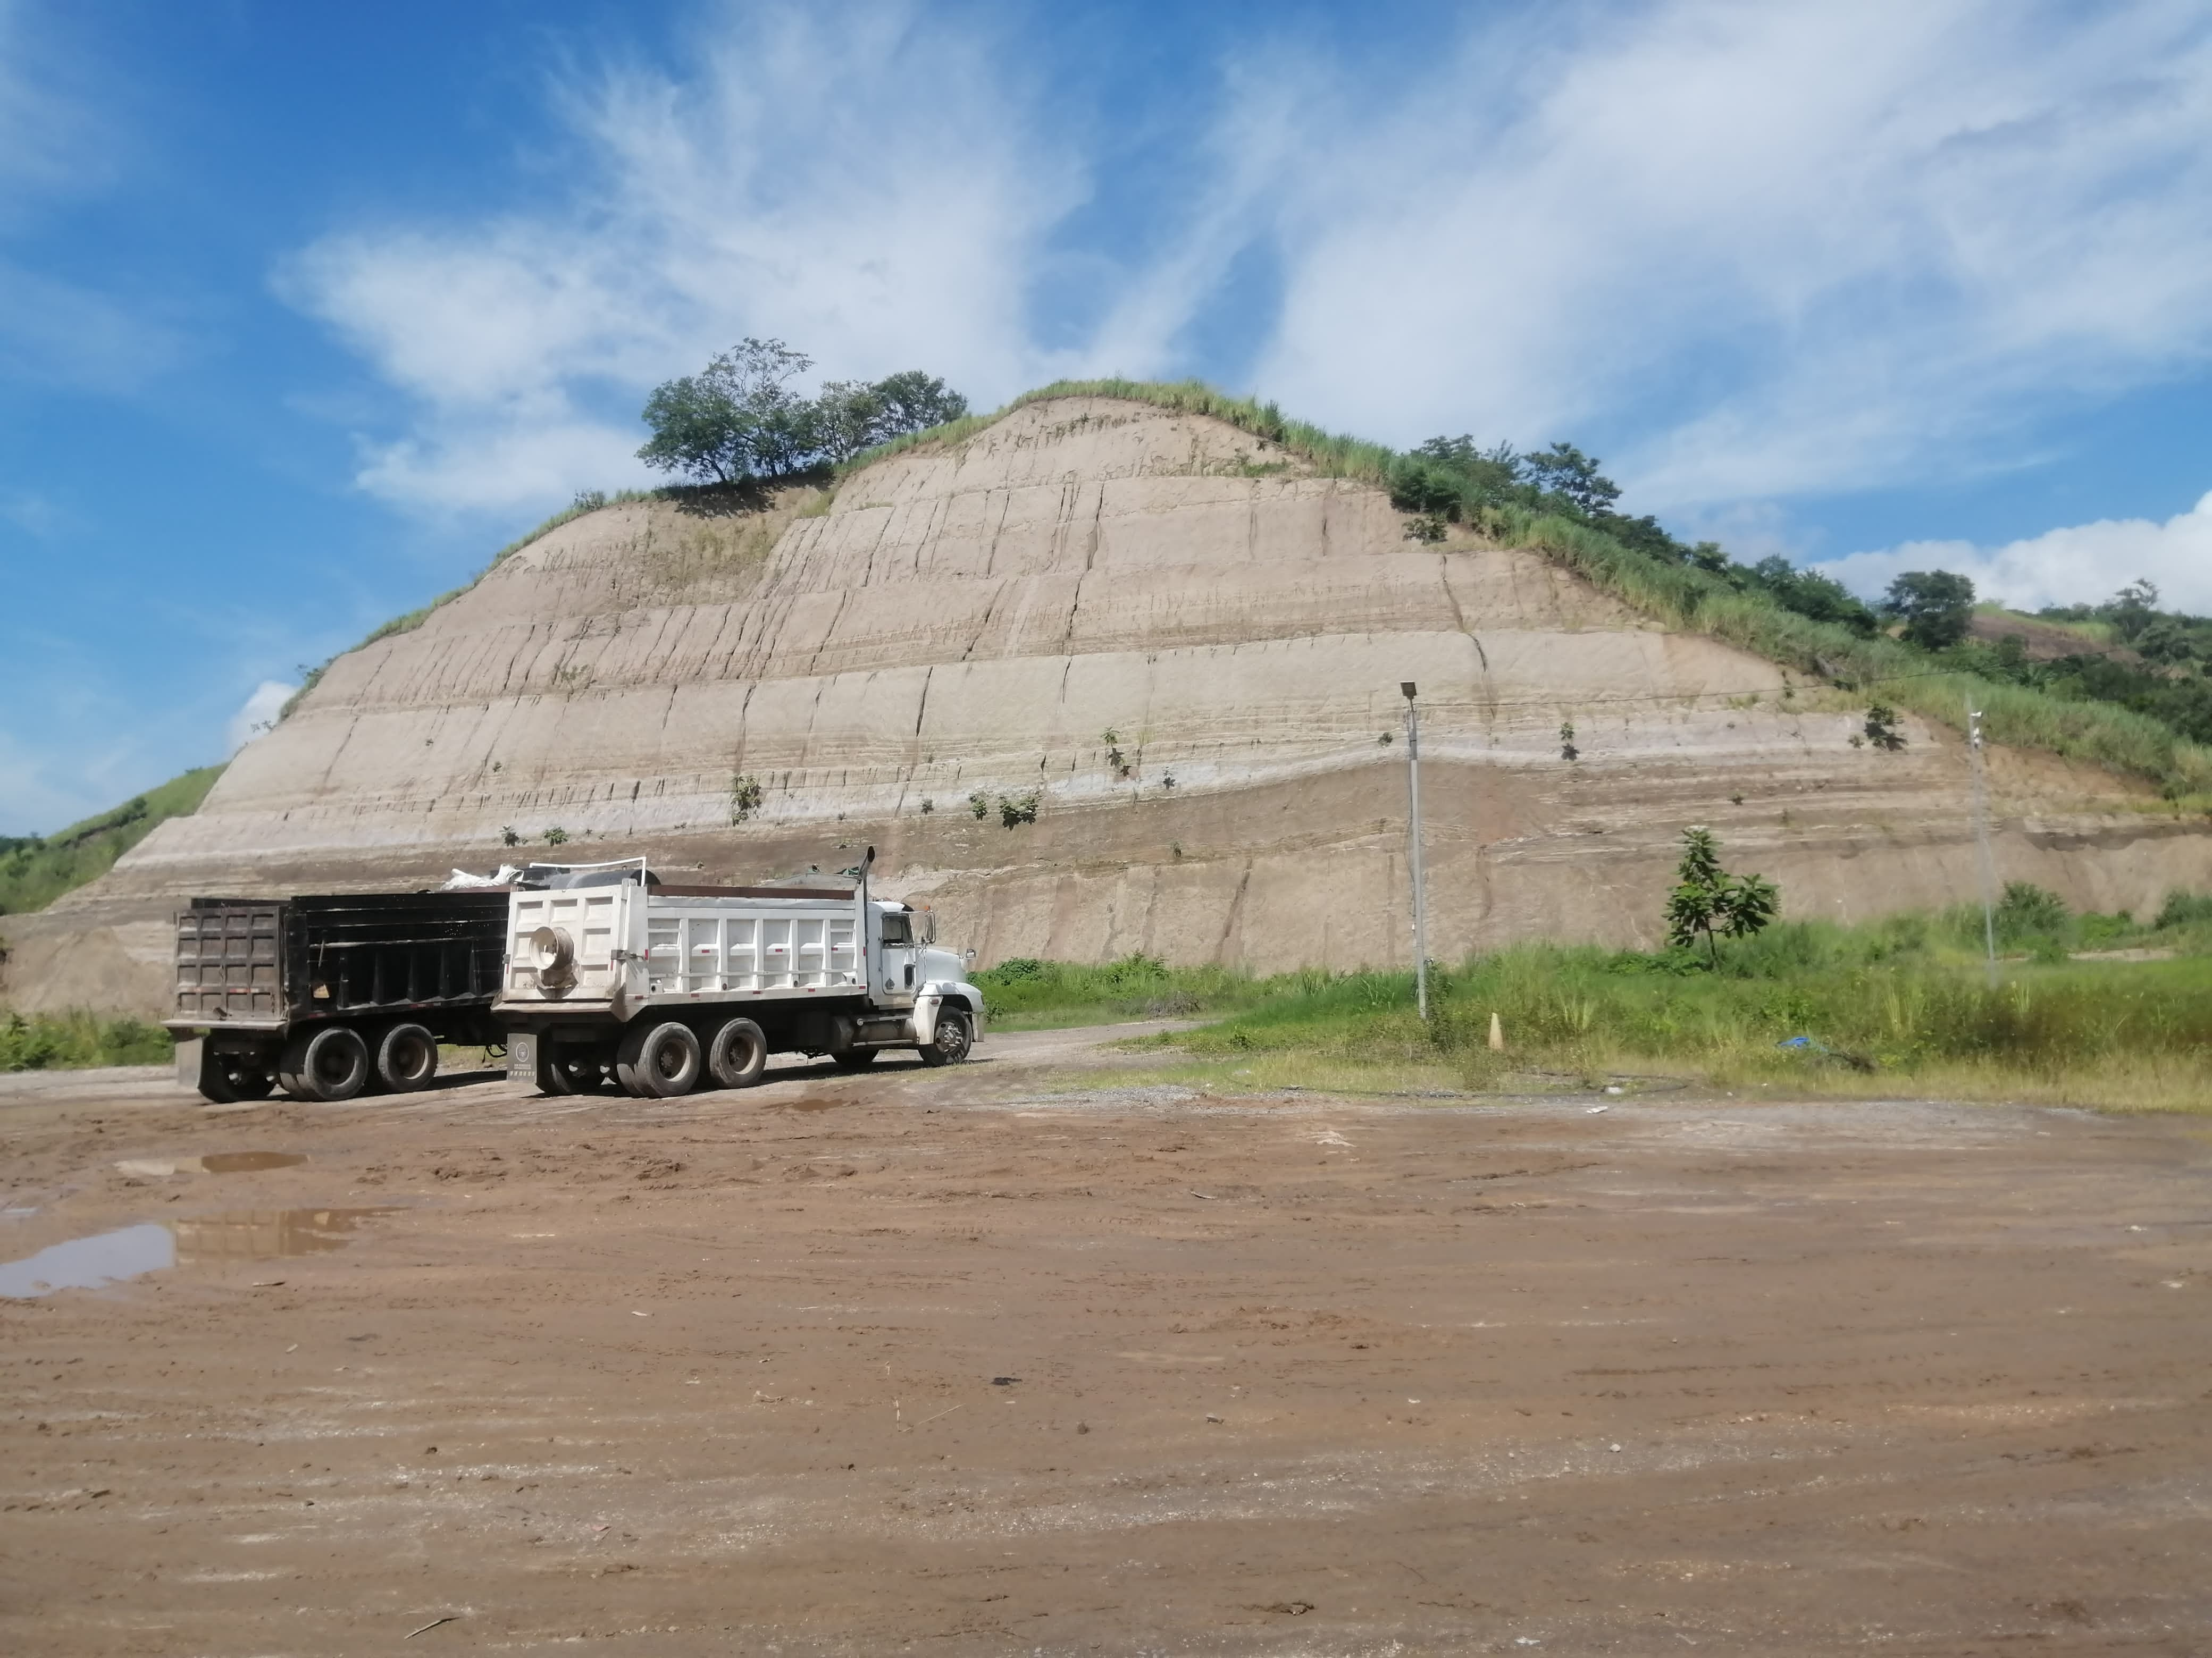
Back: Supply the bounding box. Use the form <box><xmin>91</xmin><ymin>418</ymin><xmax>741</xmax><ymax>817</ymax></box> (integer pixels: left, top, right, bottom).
<box><xmin>0</xmin><ymin>1009</ymin><xmax>173</xmax><ymax>1071</ymax></box>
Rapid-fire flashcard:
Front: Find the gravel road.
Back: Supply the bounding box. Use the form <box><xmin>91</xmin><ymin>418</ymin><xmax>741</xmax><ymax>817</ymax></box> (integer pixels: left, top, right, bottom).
<box><xmin>3</xmin><ymin>1027</ymin><xmax>2209</xmax><ymax>1654</ymax></box>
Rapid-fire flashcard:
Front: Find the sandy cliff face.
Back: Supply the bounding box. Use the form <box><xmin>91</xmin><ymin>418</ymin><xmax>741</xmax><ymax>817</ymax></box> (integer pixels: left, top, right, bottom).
<box><xmin>12</xmin><ymin>397</ymin><xmax>2210</xmax><ymax>1015</ymax></box>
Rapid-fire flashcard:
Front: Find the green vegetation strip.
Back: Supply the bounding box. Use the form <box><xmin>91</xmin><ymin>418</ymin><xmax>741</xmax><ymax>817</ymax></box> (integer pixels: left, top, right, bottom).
<box><xmin>975</xmin><ymin>888</ymin><xmax>2212</xmax><ymax>1113</ymax></box>
<box><xmin>0</xmin><ymin>1010</ymin><xmax>172</xmax><ymax>1072</ymax></box>
<box><xmin>0</xmin><ymin>765</ymin><xmax>224</xmax><ymax>916</ymax></box>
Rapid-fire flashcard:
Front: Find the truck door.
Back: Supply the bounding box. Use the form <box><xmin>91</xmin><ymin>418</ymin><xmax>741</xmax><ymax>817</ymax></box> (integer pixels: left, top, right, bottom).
<box><xmin>874</xmin><ymin>907</ymin><xmax>919</xmax><ymax>1008</ymax></box>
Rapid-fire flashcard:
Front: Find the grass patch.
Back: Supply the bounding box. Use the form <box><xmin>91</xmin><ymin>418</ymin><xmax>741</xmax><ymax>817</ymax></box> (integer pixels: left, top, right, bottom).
<box><xmin>0</xmin><ymin>1009</ymin><xmax>173</xmax><ymax>1071</ymax></box>
<box><xmin>975</xmin><ymin>954</ymin><xmax>1272</xmax><ymax>1031</ymax></box>
<box><xmin>993</xmin><ymin>890</ymin><xmax>2212</xmax><ymax>1113</ymax></box>
<box><xmin>0</xmin><ymin>765</ymin><xmax>225</xmax><ymax>916</ymax></box>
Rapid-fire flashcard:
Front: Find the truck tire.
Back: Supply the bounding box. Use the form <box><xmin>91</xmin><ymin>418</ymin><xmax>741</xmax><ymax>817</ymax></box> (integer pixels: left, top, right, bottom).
<box><xmin>279</xmin><ymin>1025</ymin><xmax>370</xmax><ymax>1102</ymax></box>
<box><xmin>617</xmin><ymin>1020</ymin><xmax>702</xmax><ymax>1098</ymax></box>
<box><xmin>918</xmin><ymin>1009</ymin><xmax>974</xmax><ymax>1067</ymax></box>
<box><xmin>374</xmin><ymin>1023</ymin><xmax>439</xmax><ymax>1092</ymax></box>
<box><xmin>707</xmin><ymin>1017</ymin><xmax>768</xmax><ymax>1089</ymax></box>
<box><xmin>543</xmin><ymin>1046</ymin><xmax>615</xmax><ymax>1095</ymax></box>
<box><xmin>198</xmin><ymin>1045</ymin><xmax>276</xmax><ymax>1104</ymax></box>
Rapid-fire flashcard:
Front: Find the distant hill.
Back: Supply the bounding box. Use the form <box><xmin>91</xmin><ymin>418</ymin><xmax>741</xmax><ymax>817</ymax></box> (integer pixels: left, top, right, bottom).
<box><xmin>0</xmin><ymin>765</ymin><xmax>225</xmax><ymax>918</ymax></box>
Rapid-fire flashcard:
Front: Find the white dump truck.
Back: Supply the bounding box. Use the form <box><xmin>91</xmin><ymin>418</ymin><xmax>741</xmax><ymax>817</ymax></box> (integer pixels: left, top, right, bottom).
<box><xmin>495</xmin><ymin>850</ymin><xmax>984</xmax><ymax>1097</ymax></box>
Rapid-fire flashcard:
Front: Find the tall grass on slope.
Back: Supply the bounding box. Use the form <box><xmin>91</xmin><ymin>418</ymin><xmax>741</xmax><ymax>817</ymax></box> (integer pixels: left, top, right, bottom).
<box><xmin>848</xmin><ymin>378</ymin><xmax>2212</xmax><ymax>799</ymax></box>
<box><xmin>0</xmin><ymin>765</ymin><xmax>225</xmax><ymax>916</ymax></box>
<box><xmin>847</xmin><ymin>378</ymin><xmax>1398</xmax><ymax>484</ymax></box>
<box><xmin>1494</xmin><ymin>504</ymin><xmax>2212</xmax><ymax>799</ymax></box>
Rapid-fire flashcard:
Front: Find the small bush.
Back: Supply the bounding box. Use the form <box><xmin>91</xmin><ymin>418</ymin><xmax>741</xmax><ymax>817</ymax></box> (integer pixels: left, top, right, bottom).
<box><xmin>730</xmin><ymin>774</ymin><xmax>765</xmax><ymax>823</ymax></box>
<box><xmin>1</xmin><ymin>1009</ymin><xmax>172</xmax><ymax>1071</ymax></box>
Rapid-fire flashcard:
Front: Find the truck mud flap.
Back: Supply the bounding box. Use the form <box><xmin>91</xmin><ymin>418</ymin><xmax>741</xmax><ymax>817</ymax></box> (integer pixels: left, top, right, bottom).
<box><xmin>506</xmin><ymin>1032</ymin><xmax>538</xmax><ymax>1086</ymax></box>
<box><xmin>175</xmin><ymin>1038</ymin><xmax>203</xmax><ymax>1089</ymax></box>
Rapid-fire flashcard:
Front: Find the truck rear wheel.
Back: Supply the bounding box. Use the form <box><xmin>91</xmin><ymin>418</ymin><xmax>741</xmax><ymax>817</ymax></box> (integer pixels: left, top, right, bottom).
<box><xmin>198</xmin><ymin>1044</ymin><xmax>276</xmax><ymax>1104</ymax></box>
<box><xmin>617</xmin><ymin>1020</ymin><xmax>702</xmax><ymax>1098</ymax></box>
<box><xmin>919</xmin><ymin>1009</ymin><xmax>974</xmax><ymax>1067</ymax></box>
<box><xmin>543</xmin><ymin>1046</ymin><xmax>615</xmax><ymax>1095</ymax></box>
<box><xmin>374</xmin><ymin>1023</ymin><xmax>439</xmax><ymax>1092</ymax></box>
<box><xmin>279</xmin><ymin>1025</ymin><xmax>370</xmax><ymax>1102</ymax></box>
<box><xmin>707</xmin><ymin>1017</ymin><xmax>768</xmax><ymax>1089</ymax></box>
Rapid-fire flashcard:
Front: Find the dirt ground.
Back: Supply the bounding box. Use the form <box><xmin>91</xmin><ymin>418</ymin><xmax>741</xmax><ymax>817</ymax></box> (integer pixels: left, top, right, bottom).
<box><xmin>3</xmin><ymin>1026</ymin><xmax>2209</xmax><ymax>1656</ymax></box>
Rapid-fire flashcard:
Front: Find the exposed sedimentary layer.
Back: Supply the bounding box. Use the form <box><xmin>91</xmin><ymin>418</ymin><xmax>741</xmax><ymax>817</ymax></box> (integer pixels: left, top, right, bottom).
<box><xmin>13</xmin><ymin>397</ymin><xmax>2210</xmax><ymax>1015</ymax></box>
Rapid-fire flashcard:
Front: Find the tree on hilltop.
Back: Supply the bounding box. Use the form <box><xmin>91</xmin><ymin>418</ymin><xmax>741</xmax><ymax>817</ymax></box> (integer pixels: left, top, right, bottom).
<box><xmin>1881</xmin><ymin>569</ymin><xmax>1976</xmax><ymax>650</ymax></box>
<box><xmin>638</xmin><ymin>342</ymin><xmax>970</xmax><ymax>483</ymax></box>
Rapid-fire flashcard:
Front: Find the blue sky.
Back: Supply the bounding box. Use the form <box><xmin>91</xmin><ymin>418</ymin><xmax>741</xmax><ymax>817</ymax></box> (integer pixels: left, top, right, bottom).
<box><xmin>3</xmin><ymin>0</ymin><xmax>2210</xmax><ymax>835</ymax></box>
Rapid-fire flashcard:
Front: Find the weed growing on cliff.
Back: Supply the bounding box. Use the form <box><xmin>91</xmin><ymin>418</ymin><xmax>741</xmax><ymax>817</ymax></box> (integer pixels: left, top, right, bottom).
<box><xmin>968</xmin><ymin>792</ymin><xmax>990</xmax><ymax>820</ymax></box>
<box><xmin>998</xmin><ymin>790</ymin><xmax>1042</xmax><ymax>828</ymax></box>
<box><xmin>501</xmin><ymin>826</ymin><xmax>521</xmax><ymax>847</ymax></box>
<box><xmin>542</xmin><ymin>827</ymin><xmax>569</xmax><ymax>846</ymax></box>
<box><xmin>1559</xmin><ymin>720</ymin><xmax>1578</xmax><ymax>762</ymax></box>
<box><xmin>730</xmin><ymin>774</ymin><xmax>765</xmax><ymax>824</ymax></box>
<box><xmin>919</xmin><ymin>798</ymin><xmax>935</xmax><ymax>814</ymax></box>
<box><xmin>1864</xmin><ymin>704</ymin><xmax>1906</xmax><ymax>750</ymax></box>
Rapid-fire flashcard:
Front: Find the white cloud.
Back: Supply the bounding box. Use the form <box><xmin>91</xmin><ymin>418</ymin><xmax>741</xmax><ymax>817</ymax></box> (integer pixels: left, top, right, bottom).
<box><xmin>282</xmin><ymin>1</ymin><xmax>1084</xmax><ymax>517</ymax></box>
<box><xmin>284</xmin><ymin>0</ymin><xmax>2212</xmax><ymax>535</ymax></box>
<box><xmin>1230</xmin><ymin>0</ymin><xmax>2212</xmax><ymax>506</ymax></box>
<box><xmin>226</xmin><ymin>680</ymin><xmax>296</xmax><ymax>755</ymax></box>
<box><xmin>1816</xmin><ymin>490</ymin><xmax>2212</xmax><ymax>613</ymax></box>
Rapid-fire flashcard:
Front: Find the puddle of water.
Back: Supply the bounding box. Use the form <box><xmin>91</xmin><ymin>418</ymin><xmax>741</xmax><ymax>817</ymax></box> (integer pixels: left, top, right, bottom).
<box><xmin>172</xmin><ymin>1208</ymin><xmax>398</xmax><ymax>1264</ymax></box>
<box><xmin>0</xmin><ymin>1207</ymin><xmax>399</xmax><ymax>1297</ymax></box>
<box><xmin>114</xmin><ymin>1152</ymin><xmax>308</xmax><ymax>1178</ymax></box>
<box><xmin>198</xmin><ymin>1152</ymin><xmax>307</xmax><ymax>1175</ymax></box>
<box><xmin>0</xmin><ymin>1224</ymin><xmax>174</xmax><ymax>1297</ymax></box>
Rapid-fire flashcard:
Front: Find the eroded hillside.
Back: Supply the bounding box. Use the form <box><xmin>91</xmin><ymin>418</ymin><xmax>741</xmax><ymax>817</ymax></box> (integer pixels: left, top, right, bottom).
<box><xmin>9</xmin><ymin>395</ymin><xmax>2208</xmax><ymax>1015</ymax></box>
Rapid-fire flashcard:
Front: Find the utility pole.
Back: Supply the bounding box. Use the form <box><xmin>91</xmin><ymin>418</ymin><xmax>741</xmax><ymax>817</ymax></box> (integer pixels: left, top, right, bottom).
<box><xmin>1402</xmin><ymin>681</ymin><xmax>1429</xmax><ymax>1021</ymax></box>
<box><xmin>1966</xmin><ymin>698</ymin><xmax>1999</xmax><ymax>984</ymax></box>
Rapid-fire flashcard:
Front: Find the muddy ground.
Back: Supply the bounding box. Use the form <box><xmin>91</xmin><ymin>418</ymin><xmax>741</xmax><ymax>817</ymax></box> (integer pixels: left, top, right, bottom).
<box><xmin>3</xmin><ymin>1026</ymin><xmax>2209</xmax><ymax>1655</ymax></box>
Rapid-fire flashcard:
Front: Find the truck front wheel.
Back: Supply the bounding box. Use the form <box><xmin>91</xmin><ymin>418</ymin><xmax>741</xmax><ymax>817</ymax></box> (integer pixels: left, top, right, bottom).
<box><xmin>279</xmin><ymin>1026</ymin><xmax>370</xmax><ymax>1102</ymax></box>
<box><xmin>617</xmin><ymin>1020</ymin><xmax>702</xmax><ymax>1098</ymax></box>
<box><xmin>919</xmin><ymin>1010</ymin><xmax>973</xmax><ymax>1067</ymax></box>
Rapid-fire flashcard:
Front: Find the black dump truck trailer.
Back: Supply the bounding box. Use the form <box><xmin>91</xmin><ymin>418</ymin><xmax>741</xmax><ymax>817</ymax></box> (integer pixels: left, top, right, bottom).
<box><xmin>164</xmin><ymin>891</ymin><xmax>510</xmax><ymax>1103</ymax></box>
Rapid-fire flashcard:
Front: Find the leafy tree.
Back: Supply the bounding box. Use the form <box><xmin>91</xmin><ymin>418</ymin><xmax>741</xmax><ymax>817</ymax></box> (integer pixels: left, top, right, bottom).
<box><xmin>871</xmin><ymin>369</ymin><xmax>968</xmax><ymax>435</ymax></box>
<box><xmin>1742</xmin><ymin>557</ymin><xmax>1880</xmax><ymax>636</ymax></box>
<box><xmin>638</xmin><ymin>344</ymin><xmax>970</xmax><ymax>481</ymax></box>
<box><xmin>2133</xmin><ymin>616</ymin><xmax>2198</xmax><ymax>665</ymax></box>
<box><xmin>1880</xmin><ymin>569</ymin><xmax>1976</xmax><ymax>650</ymax></box>
<box><xmin>638</xmin><ymin>338</ymin><xmax>815</xmax><ymax>483</ymax></box>
<box><xmin>2105</xmin><ymin>578</ymin><xmax>2160</xmax><ymax>642</ymax></box>
<box><xmin>1521</xmin><ymin>442</ymin><xmax>1622</xmax><ymax>517</ymax></box>
<box><xmin>1665</xmin><ymin>827</ymin><xmax>1779</xmax><ymax>966</ymax></box>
